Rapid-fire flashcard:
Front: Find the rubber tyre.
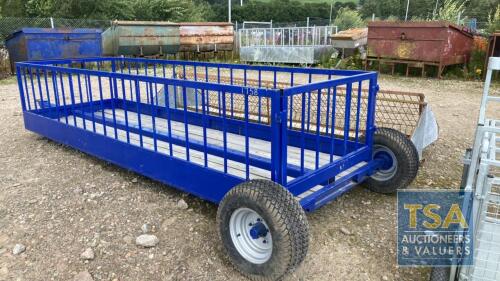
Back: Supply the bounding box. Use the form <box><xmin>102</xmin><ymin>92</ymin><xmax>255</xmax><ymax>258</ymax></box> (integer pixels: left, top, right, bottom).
<box><xmin>217</xmin><ymin>180</ymin><xmax>309</xmax><ymax>281</ymax></box>
<box><xmin>363</xmin><ymin>127</ymin><xmax>419</xmax><ymax>193</ymax></box>
<box><xmin>429</xmin><ymin>267</ymin><xmax>451</xmax><ymax>281</ymax></box>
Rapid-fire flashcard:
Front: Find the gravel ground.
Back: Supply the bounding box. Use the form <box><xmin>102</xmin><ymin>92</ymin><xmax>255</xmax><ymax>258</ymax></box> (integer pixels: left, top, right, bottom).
<box><xmin>0</xmin><ymin>74</ymin><xmax>498</xmax><ymax>281</ymax></box>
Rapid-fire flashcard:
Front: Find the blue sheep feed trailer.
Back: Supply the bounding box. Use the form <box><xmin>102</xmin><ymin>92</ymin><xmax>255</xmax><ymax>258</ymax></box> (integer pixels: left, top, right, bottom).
<box><xmin>16</xmin><ymin>58</ymin><xmax>418</xmax><ymax>280</ymax></box>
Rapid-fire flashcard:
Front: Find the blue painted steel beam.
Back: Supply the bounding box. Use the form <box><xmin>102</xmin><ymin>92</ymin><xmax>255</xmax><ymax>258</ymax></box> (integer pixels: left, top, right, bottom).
<box><xmin>23</xmin><ymin>112</ymin><xmax>240</xmax><ymax>203</ymax></box>
<box><xmin>287</xmin><ymin>146</ymin><xmax>372</xmax><ymax>196</ymax></box>
<box><xmin>21</xmin><ymin>57</ymin><xmax>370</xmax><ymax>77</ymax></box>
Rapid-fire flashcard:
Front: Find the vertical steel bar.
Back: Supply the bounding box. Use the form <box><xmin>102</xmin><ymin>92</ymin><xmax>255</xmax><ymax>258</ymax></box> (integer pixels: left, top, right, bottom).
<box><xmin>43</xmin><ymin>70</ymin><xmax>51</xmax><ymax>108</ymax></box>
<box><xmin>194</xmin><ymin>66</ymin><xmax>199</xmax><ymax>112</ymax></box>
<box><xmin>201</xmin><ymin>88</ymin><xmax>208</xmax><ymax>167</ymax></box>
<box><xmin>108</xmin><ymin>76</ymin><xmax>118</xmax><ymax>139</ymax></box>
<box><xmin>29</xmin><ymin>69</ymin><xmax>38</xmax><ymax>110</ymax></box>
<box><xmin>50</xmin><ymin>71</ymin><xmax>59</xmax><ymax>121</ymax></box>
<box><xmin>205</xmin><ymin>66</ymin><xmax>209</xmax><ymax>112</ymax></box>
<box><xmin>149</xmin><ymin>82</ymin><xmax>158</xmax><ymax>152</ymax></box>
<box><xmin>315</xmin><ymin>88</ymin><xmax>321</xmax><ymax>169</ymax></box>
<box><xmin>35</xmin><ymin>69</ymin><xmax>45</xmax><ymax>109</ymax></box>
<box><xmin>230</xmin><ymin>68</ymin><xmax>234</xmax><ymax>118</ymax></box>
<box><xmin>172</xmin><ymin>64</ymin><xmax>178</xmax><ymax>108</ymax></box>
<box><xmin>306</xmin><ymin>73</ymin><xmax>312</xmax><ymax>131</ymax></box>
<box><xmin>217</xmin><ymin>67</ymin><xmax>221</xmax><ymax>116</ymax></box>
<box><xmin>67</xmin><ymin>73</ymin><xmax>77</xmax><ymax>127</ymax></box>
<box><xmin>288</xmin><ymin>72</ymin><xmax>294</xmax><ymax>128</ymax></box>
<box><xmin>330</xmin><ymin>86</ymin><xmax>337</xmax><ymax>162</ymax></box>
<box><xmin>135</xmin><ymin>80</ymin><xmax>144</xmax><ymax>147</ymax></box>
<box><xmin>244</xmin><ymin>90</ymin><xmax>250</xmax><ymax>180</ymax></box>
<box><xmin>120</xmin><ymin>75</ymin><xmax>130</xmax><ymax>144</ymax></box>
<box><xmin>58</xmin><ymin>72</ymin><xmax>69</xmax><ymax>124</ymax></box>
<box><xmin>343</xmin><ymin>83</ymin><xmax>353</xmax><ymax>155</ymax></box>
<box><xmin>128</xmin><ymin>62</ymin><xmax>133</xmax><ymax>100</ymax></box>
<box><xmin>153</xmin><ymin>63</ymin><xmax>158</xmax><ymax>98</ymax></box>
<box><xmin>16</xmin><ymin>66</ymin><xmax>27</xmax><ymax>112</ymax></box>
<box><xmin>85</xmin><ymin>74</ymin><xmax>96</xmax><ymax>133</ymax></box>
<box><xmin>258</xmin><ymin>70</ymin><xmax>262</xmax><ymax>123</ymax></box>
<box><xmin>76</xmin><ymin>72</ymin><xmax>86</xmax><ymax>130</ymax></box>
<box><xmin>182</xmin><ymin>86</ymin><xmax>190</xmax><ymax>161</ymax></box>
<box><xmin>164</xmin><ymin>83</ymin><xmax>173</xmax><ymax>156</ymax></box>
<box><xmin>271</xmin><ymin>89</ymin><xmax>287</xmax><ymax>184</ymax></box>
<box><xmin>222</xmin><ymin>90</ymin><xmax>228</xmax><ymax>173</ymax></box>
<box><xmin>354</xmin><ymin>81</ymin><xmax>362</xmax><ymax>148</ymax></box>
<box><xmin>325</xmin><ymin>74</ymin><xmax>332</xmax><ymax>134</ymax></box>
<box><xmin>144</xmin><ymin>63</ymin><xmax>150</xmax><ymax>104</ymax></box>
<box><xmin>365</xmin><ymin>76</ymin><xmax>378</xmax><ymax>152</ymax></box>
<box><xmin>95</xmin><ymin>69</ymin><xmax>106</xmax><ymax>136</ymax></box>
<box><xmin>300</xmin><ymin>91</ymin><xmax>306</xmax><ymax>174</ymax></box>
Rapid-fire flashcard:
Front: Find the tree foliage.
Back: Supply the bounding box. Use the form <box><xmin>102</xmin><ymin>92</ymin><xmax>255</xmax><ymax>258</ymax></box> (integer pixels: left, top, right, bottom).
<box><xmin>208</xmin><ymin>0</ymin><xmax>356</xmax><ymax>23</ymax></box>
<box><xmin>2</xmin><ymin>0</ymin><xmax>213</xmax><ymax>21</ymax></box>
<box><xmin>333</xmin><ymin>7</ymin><xmax>364</xmax><ymax>31</ymax></box>
<box><xmin>434</xmin><ymin>0</ymin><xmax>467</xmax><ymax>22</ymax></box>
<box><xmin>488</xmin><ymin>4</ymin><xmax>500</xmax><ymax>33</ymax></box>
<box><xmin>131</xmin><ymin>0</ymin><xmax>212</xmax><ymax>22</ymax></box>
<box><xmin>25</xmin><ymin>0</ymin><xmax>135</xmax><ymax>19</ymax></box>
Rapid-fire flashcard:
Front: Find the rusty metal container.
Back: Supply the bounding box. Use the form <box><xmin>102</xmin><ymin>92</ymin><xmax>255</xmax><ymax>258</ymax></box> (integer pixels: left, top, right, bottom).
<box><xmin>178</xmin><ymin>22</ymin><xmax>234</xmax><ymax>52</ymax></box>
<box><xmin>367</xmin><ymin>21</ymin><xmax>473</xmax><ymax>75</ymax></box>
<box><xmin>102</xmin><ymin>20</ymin><xmax>179</xmax><ymax>56</ymax></box>
<box><xmin>484</xmin><ymin>32</ymin><xmax>500</xmax><ymax>76</ymax></box>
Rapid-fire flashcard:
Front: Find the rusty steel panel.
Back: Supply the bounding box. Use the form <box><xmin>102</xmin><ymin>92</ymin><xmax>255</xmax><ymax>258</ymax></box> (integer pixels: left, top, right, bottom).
<box><xmin>178</xmin><ymin>22</ymin><xmax>234</xmax><ymax>52</ymax></box>
<box><xmin>102</xmin><ymin>20</ymin><xmax>180</xmax><ymax>56</ymax></box>
<box><xmin>367</xmin><ymin>21</ymin><xmax>473</xmax><ymax>66</ymax></box>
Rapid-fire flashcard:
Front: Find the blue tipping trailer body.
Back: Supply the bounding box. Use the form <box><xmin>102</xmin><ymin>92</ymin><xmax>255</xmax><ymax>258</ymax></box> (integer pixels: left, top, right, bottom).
<box><xmin>15</xmin><ymin>57</ymin><xmax>382</xmax><ymax>212</ymax></box>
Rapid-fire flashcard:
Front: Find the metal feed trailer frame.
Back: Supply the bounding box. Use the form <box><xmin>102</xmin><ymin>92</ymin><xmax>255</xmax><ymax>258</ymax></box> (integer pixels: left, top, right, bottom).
<box><xmin>430</xmin><ymin>57</ymin><xmax>500</xmax><ymax>281</ymax></box>
<box><xmin>15</xmin><ymin>57</ymin><xmax>418</xmax><ymax>280</ymax></box>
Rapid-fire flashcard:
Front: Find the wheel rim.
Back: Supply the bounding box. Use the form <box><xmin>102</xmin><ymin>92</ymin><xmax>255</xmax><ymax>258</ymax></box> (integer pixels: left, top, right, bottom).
<box><xmin>372</xmin><ymin>145</ymin><xmax>398</xmax><ymax>181</ymax></box>
<box><xmin>229</xmin><ymin>208</ymin><xmax>273</xmax><ymax>264</ymax></box>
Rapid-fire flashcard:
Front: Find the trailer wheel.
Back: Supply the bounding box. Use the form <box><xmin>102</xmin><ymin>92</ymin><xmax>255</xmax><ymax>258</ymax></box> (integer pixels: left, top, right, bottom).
<box><xmin>364</xmin><ymin>127</ymin><xmax>418</xmax><ymax>193</ymax></box>
<box><xmin>217</xmin><ymin>180</ymin><xmax>309</xmax><ymax>281</ymax></box>
<box><xmin>429</xmin><ymin>267</ymin><xmax>451</xmax><ymax>281</ymax></box>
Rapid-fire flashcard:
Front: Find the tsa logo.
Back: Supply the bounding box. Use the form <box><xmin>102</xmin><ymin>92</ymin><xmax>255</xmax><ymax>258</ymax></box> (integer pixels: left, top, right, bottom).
<box><xmin>397</xmin><ymin>190</ymin><xmax>473</xmax><ymax>266</ymax></box>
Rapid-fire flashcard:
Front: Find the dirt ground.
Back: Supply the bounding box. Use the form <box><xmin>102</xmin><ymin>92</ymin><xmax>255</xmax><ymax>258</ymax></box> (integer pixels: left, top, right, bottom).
<box><xmin>0</xmin><ymin>73</ymin><xmax>498</xmax><ymax>281</ymax></box>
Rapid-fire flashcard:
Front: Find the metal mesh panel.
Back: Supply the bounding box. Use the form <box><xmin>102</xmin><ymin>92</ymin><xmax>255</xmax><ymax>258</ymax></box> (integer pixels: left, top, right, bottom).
<box><xmin>179</xmin><ymin>70</ymin><xmax>425</xmax><ymax>136</ymax></box>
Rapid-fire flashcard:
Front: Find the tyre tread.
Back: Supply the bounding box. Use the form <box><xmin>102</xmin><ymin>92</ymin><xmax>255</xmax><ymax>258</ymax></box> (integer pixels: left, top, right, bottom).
<box><xmin>364</xmin><ymin>127</ymin><xmax>419</xmax><ymax>193</ymax></box>
<box><xmin>217</xmin><ymin>180</ymin><xmax>309</xmax><ymax>281</ymax></box>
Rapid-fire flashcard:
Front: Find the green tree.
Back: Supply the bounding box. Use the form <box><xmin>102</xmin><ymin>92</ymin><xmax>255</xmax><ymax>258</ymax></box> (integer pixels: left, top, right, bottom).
<box><xmin>25</xmin><ymin>0</ymin><xmax>135</xmax><ymax>19</ymax></box>
<box><xmin>487</xmin><ymin>4</ymin><xmax>500</xmax><ymax>33</ymax></box>
<box><xmin>132</xmin><ymin>0</ymin><xmax>213</xmax><ymax>21</ymax></box>
<box><xmin>465</xmin><ymin>0</ymin><xmax>498</xmax><ymax>23</ymax></box>
<box><xmin>359</xmin><ymin>0</ymin><xmax>403</xmax><ymax>20</ymax></box>
<box><xmin>434</xmin><ymin>0</ymin><xmax>467</xmax><ymax>22</ymax></box>
<box><xmin>333</xmin><ymin>7</ymin><xmax>364</xmax><ymax>31</ymax></box>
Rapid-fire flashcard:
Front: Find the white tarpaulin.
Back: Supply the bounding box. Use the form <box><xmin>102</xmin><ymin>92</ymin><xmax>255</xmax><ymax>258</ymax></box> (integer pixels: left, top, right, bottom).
<box><xmin>411</xmin><ymin>105</ymin><xmax>439</xmax><ymax>159</ymax></box>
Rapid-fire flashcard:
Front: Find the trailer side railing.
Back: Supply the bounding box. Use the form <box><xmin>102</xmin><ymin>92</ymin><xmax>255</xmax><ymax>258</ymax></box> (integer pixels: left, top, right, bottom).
<box><xmin>16</xmin><ymin>57</ymin><xmax>377</xmax><ymax>204</ymax></box>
